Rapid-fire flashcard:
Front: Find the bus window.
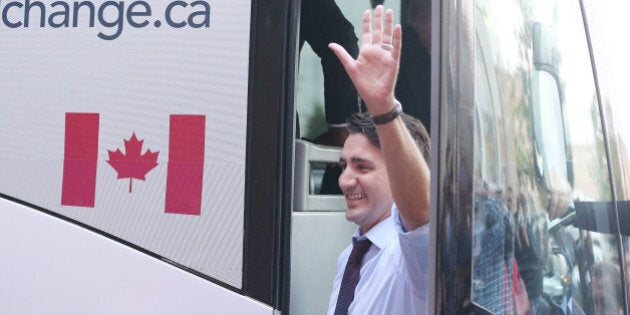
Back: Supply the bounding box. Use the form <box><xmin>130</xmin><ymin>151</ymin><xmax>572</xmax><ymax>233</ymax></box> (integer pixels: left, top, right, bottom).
<box><xmin>472</xmin><ymin>0</ymin><xmax>623</xmax><ymax>314</ymax></box>
<box><xmin>290</xmin><ymin>1</ymin><xmax>431</xmax><ymax>314</ymax></box>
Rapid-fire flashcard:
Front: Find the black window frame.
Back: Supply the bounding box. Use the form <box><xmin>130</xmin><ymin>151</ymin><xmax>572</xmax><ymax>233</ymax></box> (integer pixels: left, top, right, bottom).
<box><xmin>243</xmin><ymin>0</ymin><xmax>297</xmax><ymax>311</ymax></box>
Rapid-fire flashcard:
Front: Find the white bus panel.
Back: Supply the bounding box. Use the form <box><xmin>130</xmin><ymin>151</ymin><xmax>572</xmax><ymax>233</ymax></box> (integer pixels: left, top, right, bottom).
<box><xmin>0</xmin><ymin>197</ymin><xmax>273</xmax><ymax>314</ymax></box>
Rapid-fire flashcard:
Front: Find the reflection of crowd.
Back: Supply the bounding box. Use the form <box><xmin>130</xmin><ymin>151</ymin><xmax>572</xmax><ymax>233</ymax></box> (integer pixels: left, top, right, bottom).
<box><xmin>591</xmin><ymin>261</ymin><xmax>623</xmax><ymax>315</ymax></box>
<box><xmin>472</xmin><ymin>171</ymin><xmax>545</xmax><ymax>314</ymax></box>
<box><xmin>473</xmin><ymin>166</ymin><xmax>630</xmax><ymax>314</ymax></box>
<box><xmin>514</xmin><ymin>169</ymin><xmax>551</xmax><ymax>314</ymax></box>
<box><xmin>473</xmin><ymin>192</ymin><xmax>516</xmax><ymax>314</ymax></box>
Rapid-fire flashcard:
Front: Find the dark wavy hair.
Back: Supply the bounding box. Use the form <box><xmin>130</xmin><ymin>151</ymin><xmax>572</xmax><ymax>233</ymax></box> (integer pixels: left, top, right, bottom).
<box><xmin>346</xmin><ymin>112</ymin><xmax>431</xmax><ymax>163</ymax></box>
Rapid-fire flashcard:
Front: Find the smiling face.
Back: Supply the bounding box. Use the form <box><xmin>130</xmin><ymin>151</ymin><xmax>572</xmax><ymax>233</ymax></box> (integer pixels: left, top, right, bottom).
<box><xmin>339</xmin><ymin>133</ymin><xmax>393</xmax><ymax>234</ymax></box>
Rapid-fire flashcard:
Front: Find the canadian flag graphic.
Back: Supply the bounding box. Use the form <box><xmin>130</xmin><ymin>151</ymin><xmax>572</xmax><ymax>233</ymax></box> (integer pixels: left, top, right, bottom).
<box><xmin>61</xmin><ymin>113</ymin><xmax>205</xmax><ymax>215</ymax></box>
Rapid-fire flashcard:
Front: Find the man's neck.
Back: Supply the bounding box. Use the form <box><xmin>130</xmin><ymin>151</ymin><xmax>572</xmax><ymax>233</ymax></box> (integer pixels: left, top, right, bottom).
<box><xmin>359</xmin><ymin>209</ymin><xmax>392</xmax><ymax>235</ymax></box>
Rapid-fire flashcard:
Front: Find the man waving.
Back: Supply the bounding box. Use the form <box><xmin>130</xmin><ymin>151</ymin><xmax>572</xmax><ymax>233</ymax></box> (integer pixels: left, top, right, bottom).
<box><xmin>327</xmin><ymin>5</ymin><xmax>431</xmax><ymax>315</ymax></box>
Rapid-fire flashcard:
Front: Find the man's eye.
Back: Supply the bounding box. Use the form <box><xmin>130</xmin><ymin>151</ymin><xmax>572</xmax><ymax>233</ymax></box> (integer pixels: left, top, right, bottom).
<box><xmin>358</xmin><ymin>165</ymin><xmax>370</xmax><ymax>171</ymax></box>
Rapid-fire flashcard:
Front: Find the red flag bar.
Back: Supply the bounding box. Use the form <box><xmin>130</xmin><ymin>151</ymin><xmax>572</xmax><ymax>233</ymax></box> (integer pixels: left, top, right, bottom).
<box><xmin>61</xmin><ymin>113</ymin><xmax>99</xmax><ymax>207</ymax></box>
<box><xmin>165</xmin><ymin>115</ymin><xmax>205</xmax><ymax>215</ymax></box>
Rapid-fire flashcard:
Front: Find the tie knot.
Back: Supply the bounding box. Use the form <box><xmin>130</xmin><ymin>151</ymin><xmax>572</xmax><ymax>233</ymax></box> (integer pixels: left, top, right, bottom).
<box><xmin>348</xmin><ymin>239</ymin><xmax>372</xmax><ymax>263</ymax></box>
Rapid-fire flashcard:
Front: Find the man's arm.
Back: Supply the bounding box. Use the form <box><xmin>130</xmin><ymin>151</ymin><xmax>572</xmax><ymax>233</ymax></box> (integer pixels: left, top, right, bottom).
<box><xmin>377</xmin><ymin>116</ymin><xmax>430</xmax><ymax>230</ymax></box>
<box><xmin>329</xmin><ymin>6</ymin><xmax>429</xmax><ymax>230</ymax></box>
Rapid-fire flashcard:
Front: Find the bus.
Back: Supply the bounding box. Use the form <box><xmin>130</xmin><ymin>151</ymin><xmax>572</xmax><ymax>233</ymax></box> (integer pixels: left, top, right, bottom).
<box><xmin>0</xmin><ymin>0</ymin><xmax>628</xmax><ymax>314</ymax></box>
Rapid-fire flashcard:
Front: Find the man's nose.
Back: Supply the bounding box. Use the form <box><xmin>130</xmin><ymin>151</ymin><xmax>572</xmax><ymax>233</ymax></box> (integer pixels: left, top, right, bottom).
<box><xmin>338</xmin><ymin>168</ymin><xmax>356</xmax><ymax>190</ymax></box>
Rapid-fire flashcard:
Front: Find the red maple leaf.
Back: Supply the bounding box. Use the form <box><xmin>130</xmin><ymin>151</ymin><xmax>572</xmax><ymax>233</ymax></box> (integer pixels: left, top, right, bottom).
<box><xmin>107</xmin><ymin>133</ymin><xmax>159</xmax><ymax>193</ymax></box>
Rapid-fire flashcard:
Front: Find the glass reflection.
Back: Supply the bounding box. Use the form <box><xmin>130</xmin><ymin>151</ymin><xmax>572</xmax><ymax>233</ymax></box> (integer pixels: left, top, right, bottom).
<box><xmin>581</xmin><ymin>8</ymin><xmax>630</xmax><ymax>291</ymax></box>
<box><xmin>472</xmin><ymin>0</ymin><xmax>623</xmax><ymax>314</ymax></box>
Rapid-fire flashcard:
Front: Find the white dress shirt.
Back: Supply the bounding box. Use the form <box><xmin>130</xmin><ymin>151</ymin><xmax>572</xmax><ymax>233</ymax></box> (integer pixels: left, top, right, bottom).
<box><xmin>327</xmin><ymin>204</ymin><xmax>429</xmax><ymax>314</ymax></box>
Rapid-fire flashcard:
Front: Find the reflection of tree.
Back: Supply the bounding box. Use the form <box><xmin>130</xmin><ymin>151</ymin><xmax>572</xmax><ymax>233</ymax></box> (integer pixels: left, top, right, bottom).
<box><xmin>601</xmin><ymin>96</ymin><xmax>630</xmax><ymax>200</ymax></box>
<box><xmin>510</xmin><ymin>0</ymin><xmax>535</xmax><ymax>187</ymax></box>
<box><xmin>589</xmin><ymin>94</ymin><xmax>613</xmax><ymax>200</ymax></box>
<box><xmin>516</xmin><ymin>0</ymin><xmax>533</xmax><ymax>65</ymax></box>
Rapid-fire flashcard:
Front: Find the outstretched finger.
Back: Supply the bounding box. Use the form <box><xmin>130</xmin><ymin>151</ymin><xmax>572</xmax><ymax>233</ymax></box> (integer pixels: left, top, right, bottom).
<box><xmin>361</xmin><ymin>10</ymin><xmax>372</xmax><ymax>46</ymax></box>
<box><xmin>328</xmin><ymin>43</ymin><xmax>356</xmax><ymax>76</ymax></box>
<box><xmin>372</xmin><ymin>5</ymin><xmax>384</xmax><ymax>44</ymax></box>
<box><xmin>392</xmin><ymin>24</ymin><xmax>403</xmax><ymax>61</ymax></box>
<box><xmin>383</xmin><ymin>9</ymin><xmax>394</xmax><ymax>45</ymax></box>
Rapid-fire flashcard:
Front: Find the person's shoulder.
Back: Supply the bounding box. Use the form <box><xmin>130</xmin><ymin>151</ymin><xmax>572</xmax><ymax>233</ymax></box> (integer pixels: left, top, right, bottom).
<box><xmin>392</xmin><ymin>204</ymin><xmax>430</xmax><ymax>235</ymax></box>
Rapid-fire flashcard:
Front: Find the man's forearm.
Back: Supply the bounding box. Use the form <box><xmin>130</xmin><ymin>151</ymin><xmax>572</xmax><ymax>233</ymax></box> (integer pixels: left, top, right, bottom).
<box><xmin>376</xmin><ymin>114</ymin><xmax>430</xmax><ymax>231</ymax></box>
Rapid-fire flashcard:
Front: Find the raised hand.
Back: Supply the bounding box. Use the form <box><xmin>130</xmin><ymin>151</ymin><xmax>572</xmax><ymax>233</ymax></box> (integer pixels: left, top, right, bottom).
<box><xmin>328</xmin><ymin>5</ymin><xmax>401</xmax><ymax>116</ymax></box>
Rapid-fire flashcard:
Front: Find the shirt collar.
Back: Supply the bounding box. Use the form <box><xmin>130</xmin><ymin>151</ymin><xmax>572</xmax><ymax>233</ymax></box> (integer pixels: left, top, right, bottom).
<box><xmin>353</xmin><ymin>209</ymin><xmax>397</xmax><ymax>250</ymax></box>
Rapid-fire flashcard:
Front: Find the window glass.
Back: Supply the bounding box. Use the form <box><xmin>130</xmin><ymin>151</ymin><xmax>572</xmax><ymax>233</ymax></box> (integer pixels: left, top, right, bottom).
<box><xmin>473</xmin><ymin>0</ymin><xmax>623</xmax><ymax>313</ymax></box>
<box><xmin>474</xmin><ymin>35</ymin><xmax>504</xmax><ymax>190</ymax></box>
<box><xmin>582</xmin><ymin>1</ymin><xmax>630</xmax><ymax>309</ymax></box>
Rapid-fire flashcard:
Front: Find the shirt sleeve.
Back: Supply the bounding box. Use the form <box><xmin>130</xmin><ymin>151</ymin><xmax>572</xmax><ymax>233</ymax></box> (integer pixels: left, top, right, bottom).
<box><xmin>392</xmin><ymin>205</ymin><xmax>429</xmax><ymax>295</ymax></box>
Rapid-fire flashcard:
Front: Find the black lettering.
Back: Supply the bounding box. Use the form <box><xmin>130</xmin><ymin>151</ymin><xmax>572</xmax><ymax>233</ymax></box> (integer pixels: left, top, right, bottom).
<box><xmin>165</xmin><ymin>0</ymin><xmax>186</xmax><ymax>28</ymax></box>
<box><xmin>49</xmin><ymin>1</ymin><xmax>69</xmax><ymax>28</ymax></box>
<box><xmin>187</xmin><ymin>0</ymin><xmax>209</xmax><ymax>28</ymax></box>
<box><xmin>97</xmin><ymin>1</ymin><xmax>124</xmax><ymax>40</ymax></box>
<box><xmin>73</xmin><ymin>1</ymin><xmax>95</xmax><ymax>27</ymax></box>
<box><xmin>2</xmin><ymin>1</ymin><xmax>23</xmax><ymax>28</ymax></box>
<box><xmin>24</xmin><ymin>0</ymin><xmax>45</xmax><ymax>27</ymax></box>
<box><xmin>126</xmin><ymin>1</ymin><xmax>150</xmax><ymax>28</ymax></box>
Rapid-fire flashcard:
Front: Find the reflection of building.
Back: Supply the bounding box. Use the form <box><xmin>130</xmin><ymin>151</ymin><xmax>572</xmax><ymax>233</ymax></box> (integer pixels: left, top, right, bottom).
<box><xmin>571</xmin><ymin>144</ymin><xmax>608</xmax><ymax>200</ymax></box>
<box><xmin>601</xmin><ymin>97</ymin><xmax>630</xmax><ymax>199</ymax></box>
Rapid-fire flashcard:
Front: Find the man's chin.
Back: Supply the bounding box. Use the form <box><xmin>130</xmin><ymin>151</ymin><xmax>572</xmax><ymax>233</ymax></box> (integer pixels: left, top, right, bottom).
<box><xmin>345</xmin><ymin>208</ymin><xmax>363</xmax><ymax>224</ymax></box>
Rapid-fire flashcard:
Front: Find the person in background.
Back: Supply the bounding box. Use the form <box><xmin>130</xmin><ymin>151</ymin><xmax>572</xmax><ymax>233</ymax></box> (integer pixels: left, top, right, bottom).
<box><xmin>300</xmin><ymin>0</ymin><xmax>360</xmax><ymax>147</ymax></box>
<box><xmin>369</xmin><ymin>0</ymin><xmax>432</xmax><ymax>131</ymax></box>
<box><xmin>396</xmin><ymin>0</ymin><xmax>431</xmax><ymax>131</ymax></box>
<box><xmin>300</xmin><ymin>0</ymin><xmax>361</xmax><ymax>195</ymax></box>
<box><xmin>327</xmin><ymin>5</ymin><xmax>430</xmax><ymax>314</ymax></box>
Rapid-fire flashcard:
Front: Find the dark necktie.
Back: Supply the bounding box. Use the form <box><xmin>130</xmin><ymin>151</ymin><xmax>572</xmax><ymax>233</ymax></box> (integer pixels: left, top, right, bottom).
<box><xmin>334</xmin><ymin>238</ymin><xmax>372</xmax><ymax>315</ymax></box>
